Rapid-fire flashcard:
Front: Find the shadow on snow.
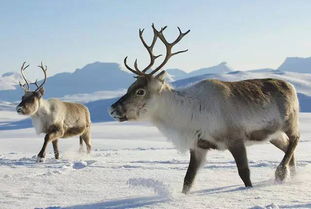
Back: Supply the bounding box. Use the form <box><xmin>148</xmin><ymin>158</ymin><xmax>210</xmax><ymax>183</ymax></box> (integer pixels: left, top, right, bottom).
<box><xmin>43</xmin><ymin>195</ymin><xmax>169</xmax><ymax>209</ymax></box>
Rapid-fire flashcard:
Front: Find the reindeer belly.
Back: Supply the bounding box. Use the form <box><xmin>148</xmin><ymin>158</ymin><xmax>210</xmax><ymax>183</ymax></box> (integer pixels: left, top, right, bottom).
<box><xmin>245</xmin><ymin>130</ymin><xmax>286</xmax><ymax>146</ymax></box>
<box><xmin>197</xmin><ymin>124</ymin><xmax>282</xmax><ymax>150</ymax></box>
<box><xmin>62</xmin><ymin>126</ymin><xmax>86</xmax><ymax>138</ymax></box>
<box><xmin>197</xmin><ymin>139</ymin><xmax>219</xmax><ymax>149</ymax></box>
<box><xmin>198</xmin><ymin>137</ymin><xmax>228</xmax><ymax>150</ymax></box>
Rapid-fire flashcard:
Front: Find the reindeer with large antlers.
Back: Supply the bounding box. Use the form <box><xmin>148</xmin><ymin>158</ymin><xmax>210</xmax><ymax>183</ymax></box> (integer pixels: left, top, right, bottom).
<box><xmin>16</xmin><ymin>62</ymin><xmax>92</xmax><ymax>162</ymax></box>
<box><xmin>110</xmin><ymin>24</ymin><xmax>300</xmax><ymax>193</ymax></box>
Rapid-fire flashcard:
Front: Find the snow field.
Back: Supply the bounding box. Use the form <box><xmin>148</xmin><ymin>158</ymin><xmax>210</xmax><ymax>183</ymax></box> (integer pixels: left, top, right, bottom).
<box><xmin>0</xmin><ymin>111</ymin><xmax>310</xmax><ymax>208</ymax></box>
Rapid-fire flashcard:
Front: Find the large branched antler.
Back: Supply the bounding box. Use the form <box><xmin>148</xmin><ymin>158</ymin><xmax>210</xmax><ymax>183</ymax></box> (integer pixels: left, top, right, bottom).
<box><xmin>124</xmin><ymin>24</ymin><xmax>190</xmax><ymax>76</ymax></box>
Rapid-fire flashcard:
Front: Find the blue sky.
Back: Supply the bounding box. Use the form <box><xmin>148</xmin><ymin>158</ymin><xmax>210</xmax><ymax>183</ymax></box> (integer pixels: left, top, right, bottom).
<box><xmin>1</xmin><ymin>0</ymin><xmax>311</xmax><ymax>76</ymax></box>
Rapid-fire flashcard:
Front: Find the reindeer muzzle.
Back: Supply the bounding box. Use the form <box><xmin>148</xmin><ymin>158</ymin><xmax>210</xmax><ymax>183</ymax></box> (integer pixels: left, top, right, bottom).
<box><xmin>109</xmin><ymin>104</ymin><xmax>128</xmax><ymax>122</ymax></box>
<box><xmin>16</xmin><ymin>106</ymin><xmax>24</xmax><ymax>115</ymax></box>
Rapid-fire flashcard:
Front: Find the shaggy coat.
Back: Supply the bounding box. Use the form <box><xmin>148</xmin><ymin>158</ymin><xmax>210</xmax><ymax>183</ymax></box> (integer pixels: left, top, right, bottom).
<box><xmin>153</xmin><ymin>79</ymin><xmax>299</xmax><ymax>152</ymax></box>
<box><xmin>17</xmin><ymin>89</ymin><xmax>91</xmax><ymax>161</ymax></box>
<box><xmin>110</xmin><ymin>76</ymin><xmax>300</xmax><ymax>193</ymax></box>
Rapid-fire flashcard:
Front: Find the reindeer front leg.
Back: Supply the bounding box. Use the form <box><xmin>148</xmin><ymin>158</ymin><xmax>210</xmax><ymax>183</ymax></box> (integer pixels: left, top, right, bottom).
<box><xmin>182</xmin><ymin>148</ymin><xmax>207</xmax><ymax>194</ymax></box>
<box><xmin>52</xmin><ymin>140</ymin><xmax>59</xmax><ymax>159</ymax></box>
<box><xmin>37</xmin><ymin>125</ymin><xmax>63</xmax><ymax>162</ymax></box>
<box><xmin>228</xmin><ymin>142</ymin><xmax>252</xmax><ymax>187</ymax></box>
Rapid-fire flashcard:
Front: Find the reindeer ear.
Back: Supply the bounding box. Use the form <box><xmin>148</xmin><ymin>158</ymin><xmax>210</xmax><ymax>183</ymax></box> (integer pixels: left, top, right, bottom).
<box><xmin>155</xmin><ymin>71</ymin><xmax>167</xmax><ymax>82</ymax></box>
<box><xmin>35</xmin><ymin>87</ymin><xmax>45</xmax><ymax>98</ymax></box>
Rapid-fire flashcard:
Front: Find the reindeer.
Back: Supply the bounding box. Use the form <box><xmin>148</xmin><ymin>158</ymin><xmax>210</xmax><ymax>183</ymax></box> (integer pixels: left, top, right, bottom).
<box><xmin>16</xmin><ymin>62</ymin><xmax>92</xmax><ymax>162</ymax></box>
<box><xmin>110</xmin><ymin>24</ymin><xmax>300</xmax><ymax>194</ymax></box>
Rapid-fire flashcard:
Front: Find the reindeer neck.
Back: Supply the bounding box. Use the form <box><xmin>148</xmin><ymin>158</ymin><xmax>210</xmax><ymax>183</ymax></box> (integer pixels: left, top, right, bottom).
<box><xmin>151</xmin><ymin>87</ymin><xmax>196</xmax><ymax>127</ymax></box>
<box><xmin>32</xmin><ymin>98</ymin><xmax>49</xmax><ymax>118</ymax></box>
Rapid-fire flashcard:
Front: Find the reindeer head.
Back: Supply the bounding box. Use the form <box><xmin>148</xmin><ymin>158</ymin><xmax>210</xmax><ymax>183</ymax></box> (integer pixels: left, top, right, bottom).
<box><xmin>16</xmin><ymin>62</ymin><xmax>47</xmax><ymax>115</ymax></box>
<box><xmin>110</xmin><ymin>24</ymin><xmax>190</xmax><ymax>122</ymax></box>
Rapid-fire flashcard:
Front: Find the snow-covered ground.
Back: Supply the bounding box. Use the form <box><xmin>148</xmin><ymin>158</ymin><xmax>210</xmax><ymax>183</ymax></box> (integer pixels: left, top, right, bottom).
<box><xmin>0</xmin><ymin>110</ymin><xmax>311</xmax><ymax>209</ymax></box>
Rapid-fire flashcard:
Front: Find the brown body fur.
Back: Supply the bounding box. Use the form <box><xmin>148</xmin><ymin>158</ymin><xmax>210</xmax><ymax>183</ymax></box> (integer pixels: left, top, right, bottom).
<box><xmin>111</xmin><ymin>76</ymin><xmax>300</xmax><ymax>194</ymax></box>
<box><xmin>110</xmin><ymin>24</ymin><xmax>300</xmax><ymax>194</ymax></box>
<box><xmin>17</xmin><ymin>92</ymin><xmax>92</xmax><ymax>161</ymax></box>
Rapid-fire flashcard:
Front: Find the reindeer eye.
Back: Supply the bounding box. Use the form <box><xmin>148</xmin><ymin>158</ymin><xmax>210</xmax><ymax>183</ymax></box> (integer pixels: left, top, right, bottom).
<box><xmin>136</xmin><ymin>89</ymin><xmax>146</xmax><ymax>96</ymax></box>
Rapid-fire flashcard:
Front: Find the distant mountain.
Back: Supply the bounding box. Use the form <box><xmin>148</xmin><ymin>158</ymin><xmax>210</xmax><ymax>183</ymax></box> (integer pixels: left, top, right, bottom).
<box><xmin>278</xmin><ymin>57</ymin><xmax>311</xmax><ymax>73</ymax></box>
<box><xmin>0</xmin><ymin>61</ymin><xmax>233</xmax><ymax>102</ymax></box>
<box><xmin>0</xmin><ymin>59</ymin><xmax>311</xmax><ymax>130</ymax></box>
<box><xmin>1</xmin><ymin>57</ymin><xmax>311</xmax><ymax>103</ymax></box>
<box><xmin>0</xmin><ymin>62</ymin><xmax>134</xmax><ymax>102</ymax></box>
<box><xmin>189</xmin><ymin>62</ymin><xmax>233</xmax><ymax>76</ymax></box>
<box><xmin>167</xmin><ymin>62</ymin><xmax>233</xmax><ymax>81</ymax></box>
<box><xmin>44</xmin><ymin>62</ymin><xmax>134</xmax><ymax>97</ymax></box>
<box><xmin>0</xmin><ymin>72</ymin><xmax>21</xmax><ymax>91</ymax></box>
<box><xmin>173</xmin><ymin>70</ymin><xmax>311</xmax><ymax>96</ymax></box>
<box><xmin>166</xmin><ymin>68</ymin><xmax>187</xmax><ymax>81</ymax></box>
<box><xmin>86</xmin><ymin>98</ymin><xmax>117</xmax><ymax>122</ymax></box>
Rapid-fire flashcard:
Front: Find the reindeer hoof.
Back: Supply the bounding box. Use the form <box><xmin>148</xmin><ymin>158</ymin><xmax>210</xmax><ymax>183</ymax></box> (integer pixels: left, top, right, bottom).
<box><xmin>290</xmin><ymin>166</ymin><xmax>296</xmax><ymax>177</ymax></box>
<box><xmin>182</xmin><ymin>184</ymin><xmax>191</xmax><ymax>194</ymax></box>
<box><xmin>36</xmin><ymin>156</ymin><xmax>45</xmax><ymax>163</ymax></box>
<box><xmin>275</xmin><ymin>165</ymin><xmax>289</xmax><ymax>182</ymax></box>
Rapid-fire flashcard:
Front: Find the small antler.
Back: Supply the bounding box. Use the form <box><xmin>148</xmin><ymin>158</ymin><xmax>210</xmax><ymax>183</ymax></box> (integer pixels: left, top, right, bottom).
<box><xmin>123</xmin><ymin>57</ymin><xmax>144</xmax><ymax>75</ymax></box>
<box><xmin>19</xmin><ymin>62</ymin><xmax>30</xmax><ymax>91</ymax></box>
<box><xmin>34</xmin><ymin>62</ymin><xmax>48</xmax><ymax>92</ymax></box>
<box><xmin>124</xmin><ymin>24</ymin><xmax>190</xmax><ymax>77</ymax></box>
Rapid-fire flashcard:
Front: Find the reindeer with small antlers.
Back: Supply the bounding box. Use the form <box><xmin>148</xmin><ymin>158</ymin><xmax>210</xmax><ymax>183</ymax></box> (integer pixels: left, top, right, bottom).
<box><xmin>17</xmin><ymin>62</ymin><xmax>92</xmax><ymax>162</ymax></box>
<box><xmin>110</xmin><ymin>24</ymin><xmax>300</xmax><ymax>193</ymax></box>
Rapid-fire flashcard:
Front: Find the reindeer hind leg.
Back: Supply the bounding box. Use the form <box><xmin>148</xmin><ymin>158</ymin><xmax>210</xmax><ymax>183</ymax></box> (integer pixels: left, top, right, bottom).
<box><xmin>79</xmin><ymin>136</ymin><xmax>84</xmax><ymax>153</ymax></box>
<box><xmin>270</xmin><ymin>132</ymin><xmax>296</xmax><ymax>176</ymax></box>
<box><xmin>81</xmin><ymin>129</ymin><xmax>91</xmax><ymax>154</ymax></box>
<box><xmin>274</xmin><ymin>130</ymin><xmax>299</xmax><ymax>182</ymax></box>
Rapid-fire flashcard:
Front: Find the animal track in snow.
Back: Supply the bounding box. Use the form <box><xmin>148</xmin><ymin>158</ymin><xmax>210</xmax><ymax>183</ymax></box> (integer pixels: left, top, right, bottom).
<box><xmin>127</xmin><ymin>178</ymin><xmax>171</xmax><ymax>197</ymax></box>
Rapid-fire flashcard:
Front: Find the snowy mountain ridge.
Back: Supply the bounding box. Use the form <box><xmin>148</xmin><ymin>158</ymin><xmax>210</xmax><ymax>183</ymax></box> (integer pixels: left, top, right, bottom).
<box><xmin>278</xmin><ymin>56</ymin><xmax>311</xmax><ymax>73</ymax></box>
<box><xmin>0</xmin><ymin>56</ymin><xmax>310</xmax><ymax>101</ymax></box>
<box><xmin>166</xmin><ymin>62</ymin><xmax>233</xmax><ymax>81</ymax></box>
<box><xmin>0</xmin><ymin>72</ymin><xmax>21</xmax><ymax>91</ymax></box>
<box><xmin>0</xmin><ymin>57</ymin><xmax>311</xmax><ymax>126</ymax></box>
